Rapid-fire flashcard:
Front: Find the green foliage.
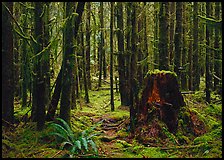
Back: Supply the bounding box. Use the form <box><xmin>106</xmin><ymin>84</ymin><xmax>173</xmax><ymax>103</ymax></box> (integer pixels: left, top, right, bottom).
<box><xmin>45</xmin><ymin>118</ymin><xmax>102</xmax><ymax>157</ymax></box>
<box><xmin>162</xmin><ymin>127</ymin><xmax>178</xmax><ymax>145</ymax></box>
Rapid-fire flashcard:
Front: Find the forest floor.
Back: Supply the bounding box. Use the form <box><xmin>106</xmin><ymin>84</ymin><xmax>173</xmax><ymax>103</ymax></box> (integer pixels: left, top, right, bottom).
<box><xmin>2</xmin><ymin>79</ymin><xmax>222</xmax><ymax>158</ymax></box>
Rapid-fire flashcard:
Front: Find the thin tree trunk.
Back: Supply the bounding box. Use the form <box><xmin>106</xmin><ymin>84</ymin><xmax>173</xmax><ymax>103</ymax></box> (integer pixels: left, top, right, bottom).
<box><xmin>174</xmin><ymin>2</ymin><xmax>183</xmax><ymax>83</ymax></box>
<box><xmin>205</xmin><ymin>2</ymin><xmax>211</xmax><ymax>103</ymax></box>
<box><xmin>21</xmin><ymin>3</ymin><xmax>28</xmax><ymax>108</ymax></box>
<box><xmin>110</xmin><ymin>2</ymin><xmax>115</xmax><ymax>111</ymax></box>
<box><xmin>192</xmin><ymin>2</ymin><xmax>200</xmax><ymax>91</ymax></box>
<box><xmin>130</xmin><ymin>3</ymin><xmax>138</xmax><ymax>133</ymax></box>
<box><xmin>86</xmin><ymin>2</ymin><xmax>91</xmax><ymax>90</ymax></box>
<box><xmin>214</xmin><ymin>2</ymin><xmax>221</xmax><ymax>91</ymax></box>
<box><xmin>181</xmin><ymin>3</ymin><xmax>187</xmax><ymax>90</ymax></box>
<box><xmin>98</xmin><ymin>2</ymin><xmax>104</xmax><ymax>88</ymax></box>
<box><xmin>169</xmin><ymin>2</ymin><xmax>175</xmax><ymax>70</ymax></box>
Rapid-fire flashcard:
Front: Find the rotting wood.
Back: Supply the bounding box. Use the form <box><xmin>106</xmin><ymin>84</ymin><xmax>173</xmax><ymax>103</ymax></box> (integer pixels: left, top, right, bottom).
<box><xmin>136</xmin><ymin>70</ymin><xmax>186</xmax><ymax>140</ymax></box>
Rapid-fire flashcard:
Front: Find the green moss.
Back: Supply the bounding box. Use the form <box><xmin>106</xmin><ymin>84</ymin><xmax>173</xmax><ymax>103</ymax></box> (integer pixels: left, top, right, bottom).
<box><xmin>146</xmin><ymin>69</ymin><xmax>177</xmax><ymax>77</ymax></box>
<box><xmin>138</xmin><ymin>147</ymin><xmax>168</xmax><ymax>158</ymax></box>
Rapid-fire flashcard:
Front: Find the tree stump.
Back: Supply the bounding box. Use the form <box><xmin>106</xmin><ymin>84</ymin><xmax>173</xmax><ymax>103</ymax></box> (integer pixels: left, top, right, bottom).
<box><xmin>136</xmin><ymin>70</ymin><xmax>185</xmax><ymax>140</ymax></box>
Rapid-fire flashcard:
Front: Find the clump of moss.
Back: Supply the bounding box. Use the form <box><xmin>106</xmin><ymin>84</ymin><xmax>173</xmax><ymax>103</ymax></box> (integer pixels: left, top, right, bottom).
<box><xmin>146</xmin><ymin>69</ymin><xmax>177</xmax><ymax>77</ymax></box>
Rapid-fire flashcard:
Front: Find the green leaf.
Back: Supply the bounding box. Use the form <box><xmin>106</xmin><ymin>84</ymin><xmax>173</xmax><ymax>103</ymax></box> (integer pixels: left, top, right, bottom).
<box><xmin>61</xmin><ymin>141</ymin><xmax>73</xmax><ymax>150</ymax></box>
<box><xmin>88</xmin><ymin>139</ymin><xmax>98</xmax><ymax>154</ymax></box>
<box><xmin>75</xmin><ymin>140</ymin><xmax>81</xmax><ymax>150</ymax></box>
<box><xmin>55</xmin><ymin>118</ymin><xmax>74</xmax><ymax>137</ymax></box>
<box><xmin>81</xmin><ymin>137</ymin><xmax>88</xmax><ymax>151</ymax></box>
<box><xmin>47</xmin><ymin>132</ymin><xmax>68</xmax><ymax>142</ymax></box>
<box><xmin>48</xmin><ymin>123</ymin><xmax>69</xmax><ymax>139</ymax></box>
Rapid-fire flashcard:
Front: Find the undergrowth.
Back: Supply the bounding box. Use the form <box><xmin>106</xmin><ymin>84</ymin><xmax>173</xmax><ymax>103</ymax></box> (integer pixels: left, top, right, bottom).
<box><xmin>2</xmin><ymin>81</ymin><xmax>222</xmax><ymax>158</ymax></box>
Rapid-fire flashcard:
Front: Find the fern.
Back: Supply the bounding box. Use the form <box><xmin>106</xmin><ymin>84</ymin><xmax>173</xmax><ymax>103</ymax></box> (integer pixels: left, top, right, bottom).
<box><xmin>45</xmin><ymin>118</ymin><xmax>102</xmax><ymax>157</ymax></box>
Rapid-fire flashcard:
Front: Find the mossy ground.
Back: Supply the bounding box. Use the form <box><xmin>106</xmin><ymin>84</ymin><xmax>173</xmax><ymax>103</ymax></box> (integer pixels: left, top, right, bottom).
<box><xmin>2</xmin><ymin>80</ymin><xmax>222</xmax><ymax>158</ymax></box>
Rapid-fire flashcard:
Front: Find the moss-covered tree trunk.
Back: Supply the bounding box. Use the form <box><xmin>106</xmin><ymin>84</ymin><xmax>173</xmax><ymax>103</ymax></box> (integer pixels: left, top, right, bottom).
<box><xmin>159</xmin><ymin>2</ymin><xmax>169</xmax><ymax>71</ymax></box>
<box><xmin>181</xmin><ymin>3</ymin><xmax>187</xmax><ymax>90</ymax></box>
<box><xmin>86</xmin><ymin>2</ymin><xmax>91</xmax><ymax>90</ymax></box>
<box><xmin>205</xmin><ymin>2</ymin><xmax>211</xmax><ymax>103</ymax></box>
<box><xmin>214</xmin><ymin>2</ymin><xmax>221</xmax><ymax>91</ymax></box>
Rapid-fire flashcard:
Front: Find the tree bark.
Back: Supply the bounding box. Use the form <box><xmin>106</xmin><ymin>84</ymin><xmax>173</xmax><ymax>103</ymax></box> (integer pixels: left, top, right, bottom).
<box><xmin>205</xmin><ymin>2</ymin><xmax>211</xmax><ymax>103</ymax></box>
<box><xmin>110</xmin><ymin>2</ymin><xmax>115</xmax><ymax>111</ymax></box>
<box><xmin>159</xmin><ymin>2</ymin><xmax>169</xmax><ymax>71</ymax></box>
<box><xmin>174</xmin><ymin>2</ymin><xmax>183</xmax><ymax>82</ymax></box>
<box><xmin>2</xmin><ymin>2</ymin><xmax>14</xmax><ymax>126</ymax></box>
<box><xmin>192</xmin><ymin>2</ymin><xmax>200</xmax><ymax>91</ymax></box>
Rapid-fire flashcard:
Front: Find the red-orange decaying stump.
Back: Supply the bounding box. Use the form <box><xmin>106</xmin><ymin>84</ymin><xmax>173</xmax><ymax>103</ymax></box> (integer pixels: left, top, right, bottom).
<box><xmin>137</xmin><ymin>70</ymin><xmax>186</xmax><ymax>134</ymax></box>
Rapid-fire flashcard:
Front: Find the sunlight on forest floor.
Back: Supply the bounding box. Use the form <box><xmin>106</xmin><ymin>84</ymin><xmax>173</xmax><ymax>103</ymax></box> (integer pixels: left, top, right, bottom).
<box><xmin>2</xmin><ymin>82</ymin><xmax>222</xmax><ymax>158</ymax></box>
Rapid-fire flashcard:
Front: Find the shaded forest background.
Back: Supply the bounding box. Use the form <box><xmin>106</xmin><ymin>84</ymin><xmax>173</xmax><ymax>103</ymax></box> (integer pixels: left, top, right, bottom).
<box><xmin>2</xmin><ymin>2</ymin><xmax>222</xmax><ymax>158</ymax></box>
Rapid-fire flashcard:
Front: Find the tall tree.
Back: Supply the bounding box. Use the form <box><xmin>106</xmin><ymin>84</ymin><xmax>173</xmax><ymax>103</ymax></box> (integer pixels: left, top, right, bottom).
<box><xmin>130</xmin><ymin>2</ymin><xmax>138</xmax><ymax>133</ymax></box>
<box><xmin>137</xmin><ymin>2</ymin><xmax>144</xmax><ymax>86</ymax></box>
<box><xmin>192</xmin><ymin>2</ymin><xmax>200</xmax><ymax>91</ymax></box>
<box><xmin>86</xmin><ymin>2</ymin><xmax>91</xmax><ymax>90</ymax></box>
<box><xmin>21</xmin><ymin>3</ymin><xmax>28</xmax><ymax>108</ymax></box>
<box><xmin>33</xmin><ymin>2</ymin><xmax>46</xmax><ymax>130</ymax></box>
<box><xmin>205</xmin><ymin>2</ymin><xmax>211</xmax><ymax>103</ymax></box>
<box><xmin>46</xmin><ymin>2</ymin><xmax>85</xmax><ymax>122</ymax></box>
<box><xmin>169</xmin><ymin>2</ymin><xmax>176</xmax><ymax>69</ymax></box>
<box><xmin>60</xmin><ymin>2</ymin><xmax>76</xmax><ymax>125</ymax></box>
<box><xmin>117</xmin><ymin>2</ymin><xmax>129</xmax><ymax>106</ymax></box>
<box><xmin>98</xmin><ymin>2</ymin><xmax>104</xmax><ymax>88</ymax></box>
<box><xmin>83</xmin><ymin>20</ymin><xmax>90</xmax><ymax>103</ymax></box>
<box><xmin>143</xmin><ymin>2</ymin><xmax>149</xmax><ymax>74</ymax></box>
<box><xmin>110</xmin><ymin>2</ymin><xmax>115</xmax><ymax>111</ymax></box>
<box><xmin>159</xmin><ymin>2</ymin><xmax>169</xmax><ymax>70</ymax></box>
<box><xmin>60</xmin><ymin>2</ymin><xmax>85</xmax><ymax>125</ymax></box>
<box><xmin>214</xmin><ymin>2</ymin><xmax>221</xmax><ymax>91</ymax></box>
<box><xmin>2</xmin><ymin>2</ymin><xmax>14</xmax><ymax>126</ymax></box>
<box><xmin>153</xmin><ymin>2</ymin><xmax>159</xmax><ymax>69</ymax></box>
<box><xmin>181</xmin><ymin>3</ymin><xmax>187</xmax><ymax>90</ymax></box>
<box><xmin>174</xmin><ymin>2</ymin><xmax>183</xmax><ymax>82</ymax></box>
<box><xmin>43</xmin><ymin>2</ymin><xmax>51</xmax><ymax>110</ymax></box>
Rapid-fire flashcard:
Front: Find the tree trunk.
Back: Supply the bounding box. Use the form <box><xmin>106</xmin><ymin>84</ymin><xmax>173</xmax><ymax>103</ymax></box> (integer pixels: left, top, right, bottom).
<box><xmin>33</xmin><ymin>2</ymin><xmax>46</xmax><ymax>130</ymax></box>
<box><xmin>169</xmin><ymin>2</ymin><xmax>175</xmax><ymax>69</ymax></box>
<box><xmin>153</xmin><ymin>3</ymin><xmax>159</xmax><ymax>69</ymax></box>
<box><xmin>21</xmin><ymin>3</ymin><xmax>28</xmax><ymax>108</ymax></box>
<box><xmin>174</xmin><ymin>2</ymin><xmax>183</xmax><ymax>83</ymax></box>
<box><xmin>181</xmin><ymin>3</ymin><xmax>187</xmax><ymax>90</ymax></box>
<box><xmin>60</xmin><ymin>2</ymin><xmax>76</xmax><ymax>125</ymax></box>
<box><xmin>83</xmin><ymin>21</ymin><xmax>90</xmax><ymax>103</ymax></box>
<box><xmin>205</xmin><ymin>2</ymin><xmax>211</xmax><ymax>103</ymax></box>
<box><xmin>46</xmin><ymin>2</ymin><xmax>85</xmax><ymax>122</ymax></box>
<box><xmin>214</xmin><ymin>2</ymin><xmax>221</xmax><ymax>91</ymax></box>
<box><xmin>117</xmin><ymin>2</ymin><xmax>129</xmax><ymax>106</ymax></box>
<box><xmin>110</xmin><ymin>2</ymin><xmax>115</xmax><ymax>111</ymax></box>
<box><xmin>192</xmin><ymin>2</ymin><xmax>200</xmax><ymax>91</ymax></box>
<box><xmin>159</xmin><ymin>2</ymin><xmax>169</xmax><ymax>71</ymax></box>
<box><xmin>130</xmin><ymin>2</ymin><xmax>138</xmax><ymax>133</ymax></box>
<box><xmin>86</xmin><ymin>2</ymin><xmax>91</xmax><ymax>90</ymax></box>
<box><xmin>98</xmin><ymin>2</ymin><xmax>104</xmax><ymax>88</ymax></box>
<box><xmin>2</xmin><ymin>2</ymin><xmax>14</xmax><ymax>126</ymax></box>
